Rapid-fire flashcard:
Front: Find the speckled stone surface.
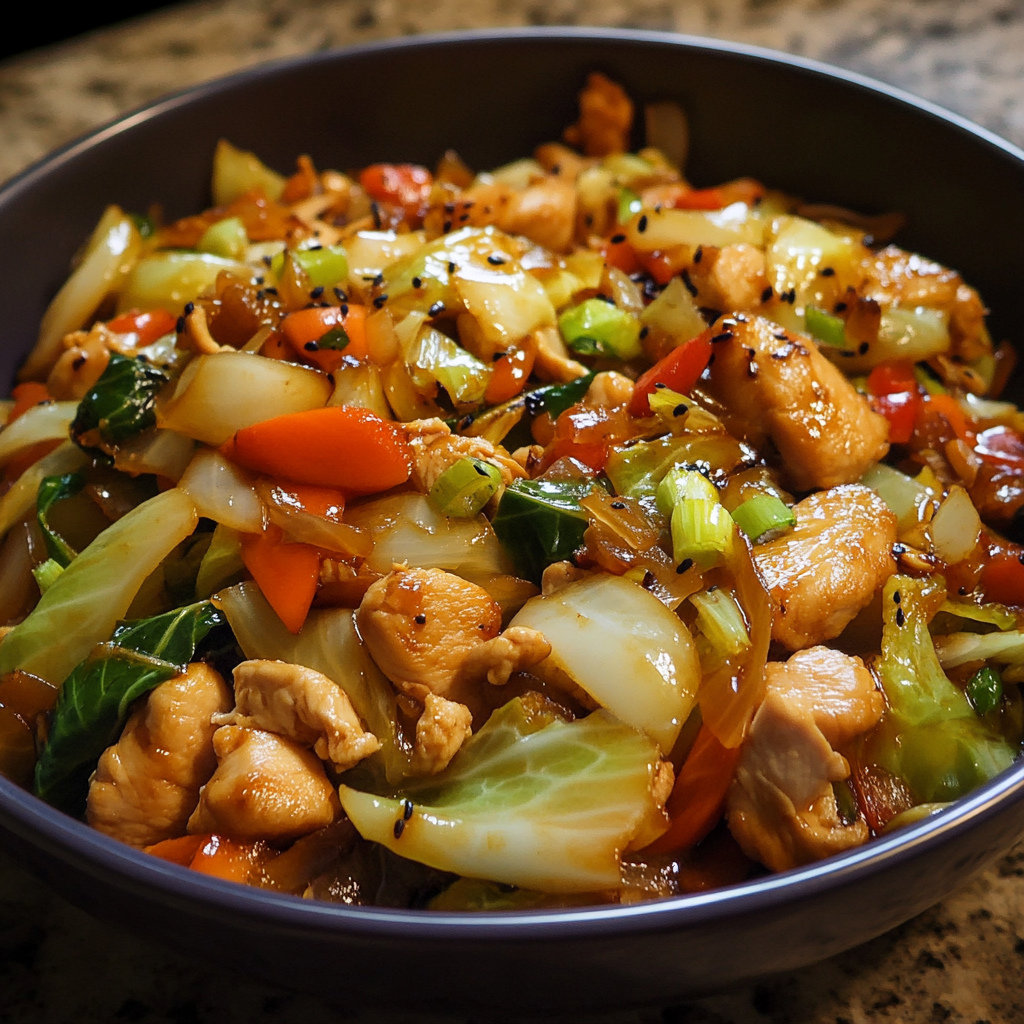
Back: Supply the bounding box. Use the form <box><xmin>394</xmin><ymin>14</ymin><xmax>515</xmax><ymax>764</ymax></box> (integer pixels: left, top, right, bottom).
<box><xmin>1</xmin><ymin>2</ymin><xmax>1024</xmax><ymax>1022</ymax></box>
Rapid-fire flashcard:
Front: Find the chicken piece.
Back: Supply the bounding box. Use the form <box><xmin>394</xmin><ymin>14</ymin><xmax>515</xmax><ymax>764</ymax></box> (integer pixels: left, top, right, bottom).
<box><xmin>402</xmin><ymin>418</ymin><xmax>526</xmax><ymax>494</ymax></box>
<box><xmin>585</xmin><ymin>371</ymin><xmax>634</xmax><ymax>410</ymax></box>
<box><xmin>217</xmin><ymin>660</ymin><xmax>379</xmax><ymax>772</ymax></box>
<box><xmin>456</xmin><ymin>626</ymin><xmax>552</xmax><ymax>687</ymax></box>
<box><xmin>357</xmin><ymin>568</ymin><xmax>550</xmax><ymax>708</ymax></box>
<box><xmin>412</xmin><ymin>693</ymin><xmax>474</xmax><ymax>774</ymax></box>
<box><xmin>563</xmin><ymin>72</ymin><xmax>634</xmax><ymax>157</ymax></box>
<box><xmin>727</xmin><ymin>647</ymin><xmax>882</xmax><ymax>871</ymax></box>
<box><xmin>531</xmin><ymin>325</ymin><xmax>588</xmax><ymax>383</ymax></box>
<box><xmin>188</xmin><ymin>726</ymin><xmax>339</xmax><ymax>842</ymax></box>
<box><xmin>47</xmin><ymin>326</ymin><xmax>112</xmax><ymax>400</ymax></box>
<box><xmin>87</xmin><ymin>663</ymin><xmax>232</xmax><ymax>848</ymax></box>
<box><xmin>689</xmin><ymin>244</ymin><xmax>768</xmax><ymax>312</ymax></box>
<box><xmin>501</xmin><ymin>177</ymin><xmax>577</xmax><ymax>253</ymax></box>
<box><xmin>704</xmin><ymin>315</ymin><xmax>890</xmax><ymax>490</ymax></box>
<box><xmin>754</xmin><ymin>485</ymin><xmax>897</xmax><ymax>651</ymax></box>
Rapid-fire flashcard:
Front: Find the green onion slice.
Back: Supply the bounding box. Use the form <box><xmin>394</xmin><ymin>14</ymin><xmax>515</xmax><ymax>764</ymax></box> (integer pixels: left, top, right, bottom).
<box><xmin>429</xmin><ymin>458</ymin><xmax>503</xmax><ymax>517</ymax></box>
<box><xmin>690</xmin><ymin>587</ymin><xmax>751</xmax><ymax>657</ymax></box>
<box><xmin>804</xmin><ymin>304</ymin><xmax>848</xmax><ymax>348</ymax></box>
<box><xmin>731</xmin><ymin>493</ymin><xmax>796</xmax><ymax>544</ymax></box>
<box><xmin>966</xmin><ymin>665</ymin><xmax>1003</xmax><ymax>716</ymax></box>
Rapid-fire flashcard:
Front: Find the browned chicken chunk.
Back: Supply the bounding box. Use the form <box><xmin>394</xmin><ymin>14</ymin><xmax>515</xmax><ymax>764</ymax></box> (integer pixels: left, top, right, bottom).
<box><xmin>402</xmin><ymin>418</ymin><xmax>526</xmax><ymax>494</ymax></box>
<box><xmin>705</xmin><ymin>315</ymin><xmax>890</xmax><ymax>490</ymax></box>
<box><xmin>188</xmin><ymin>726</ymin><xmax>340</xmax><ymax>842</ymax></box>
<box><xmin>412</xmin><ymin>692</ymin><xmax>474</xmax><ymax>775</ymax></box>
<box><xmin>87</xmin><ymin>663</ymin><xmax>232</xmax><ymax>848</ymax></box>
<box><xmin>728</xmin><ymin>647</ymin><xmax>883</xmax><ymax>871</ymax></box>
<box><xmin>754</xmin><ymin>484</ymin><xmax>898</xmax><ymax>651</ymax></box>
<box><xmin>218</xmin><ymin>660</ymin><xmax>379</xmax><ymax>771</ymax></box>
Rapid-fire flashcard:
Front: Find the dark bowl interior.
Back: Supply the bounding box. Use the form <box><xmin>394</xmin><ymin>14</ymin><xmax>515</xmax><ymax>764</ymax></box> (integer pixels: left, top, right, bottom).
<box><xmin>1</xmin><ymin>27</ymin><xmax>1023</xmax><ymax>1013</ymax></box>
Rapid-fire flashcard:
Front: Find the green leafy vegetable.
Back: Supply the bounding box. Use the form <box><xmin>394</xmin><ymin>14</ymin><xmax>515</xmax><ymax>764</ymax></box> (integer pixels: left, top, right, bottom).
<box><xmin>966</xmin><ymin>666</ymin><xmax>1003</xmax><ymax>716</ymax></box>
<box><xmin>339</xmin><ymin>697</ymin><xmax>665</xmax><ymax>893</ymax></box>
<box><xmin>317</xmin><ymin>326</ymin><xmax>350</xmax><ymax>351</ymax></box>
<box><xmin>36</xmin><ymin>472</ymin><xmax>86</xmax><ymax>567</ymax></box>
<box><xmin>492</xmin><ymin>478</ymin><xmax>593</xmax><ymax>583</ymax></box>
<box><xmin>871</xmin><ymin>575</ymin><xmax>1015</xmax><ymax>802</ymax></box>
<box><xmin>71</xmin><ymin>353</ymin><xmax>170</xmax><ymax>451</ymax></box>
<box><xmin>33</xmin><ymin>600</ymin><xmax>223</xmax><ymax>811</ymax></box>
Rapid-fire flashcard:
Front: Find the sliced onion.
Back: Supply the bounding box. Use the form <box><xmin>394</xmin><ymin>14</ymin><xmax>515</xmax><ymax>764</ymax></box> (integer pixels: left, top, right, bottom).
<box><xmin>626</xmin><ymin>204</ymin><xmax>764</xmax><ymax>253</ymax></box>
<box><xmin>344</xmin><ymin>492</ymin><xmax>513</xmax><ymax>577</ymax></box>
<box><xmin>157</xmin><ymin>352</ymin><xmax>331</xmax><ymax>445</ymax></box>
<box><xmin>178</xmin><ymin>448</ymin><xmax>265</xmax><ymax>533</ymax></box>
<box><xmin>255</xmin><ymin>479</ymin><xmax>372</xmax><ymax>558</ymax></box>
<box><xmin>24</xmin><ymin>206</ymin><xmax>142</xmax><ymax>380</ymax></box>
<box><xmin>929</xmin><ymin>484</ymin><xmax>981</xmax><ymax>565</ymax></box>
<box><xmin>211</xmin><ymin>139</ymin><xmax>286</xmax><ymax>206</ymax></box>
<box><xmin>117</xmin><ymin>252</ymin><xmax>252</xmax><ymax>315</ymax></box>
<box><xmin>0</xmin><ymin>442</ymin><xmax>88</xmax><ymax>541</ymax></box>
<box><xmin>0</xmin><ymin>521</ymin><xmax>45</xmax><ymax>624</ymax></box>
<box><xmin>111</xmin><ymin>428</ymin><xmax>196</xmax><ymax>482</ymax></box>
<box><xmin>0</xmin><ymin>401</ymin><xmax>77</xmax><ymax>467</ymax></box>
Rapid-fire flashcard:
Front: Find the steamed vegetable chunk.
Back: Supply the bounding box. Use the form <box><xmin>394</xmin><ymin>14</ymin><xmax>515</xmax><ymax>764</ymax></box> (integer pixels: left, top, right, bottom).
<box><xmin>1</xmin><ymin>71</ymin><xmax>1022</xmax><ymax>911</ymax></box>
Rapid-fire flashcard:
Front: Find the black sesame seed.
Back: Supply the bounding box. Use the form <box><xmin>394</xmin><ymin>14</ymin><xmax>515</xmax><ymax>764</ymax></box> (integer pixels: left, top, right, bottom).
<box><xmin>783</xmin><ymin>288</ymin><xmax>797</xmax><ymax>304</ymax></box>
<box><xmin>673</xmin><ymin>404</ymin><xmax>688</xmax><ymax>417</ymax></box>
<box><xmin>958</xmin><ymin>586</ymin><xmax>968</xmax><ymax>596</ymax></box>
<box><xmin>895</xmin><ymin>607</ymin><xmax>906</xmax><ymax>628</ymax></box>
<box><xmin>524</xmin><ymin>392</ymin><xmax>546</xmax><ymax>415</ymax></box>
<box><xmin>680</xmin><ymin>270</ymin><xmax>698</xmax><ymax>297</ymax></box>
<box><xmin>341</xmin><ymin>304</ymin><xmax>349</xmax><ymax>317</ymax></box>
<box><xmin>334</xmin><ymin>287</ymin><xmax>348</xmax><ymax>302</ymax></box>
<box><xmin>859</xmin><ymin>342</ymin><xmax>870</xmax><ymax>355</ymax></box>
<box><xmin>264</xmin><ymin>286</ymin><xmax>278</xmax><ymax>295</ymax></box>
<box><xmin>458</xmin><ymin>414</ymin><xmax>475</xmax><ymax>431</ymax></box>
<box><xmin>654</xmin><ymin>382</ymin><xmax>667</xmax><ymax>389</ymax></box>
<box><xmin>304</xmin><ymin>341</ymin><xmax>319</xmax><ymax>351</ymax></box>
<box><xmin>256</xmin><ymin>289</ymin><xmax>265</xmax><ymax>301</ymax></box>
<box><xmin>393</xmin><ymin>818</ymin><xmax>405</xmax><ymax>839</ymax></box>
<box><xmin>761</xmin><ymin>286</ymin><xmax>773</xmax><ymax>303</ymax></box>
<box><xmin>373</xmin><ymin>272</ymin><xmax>385</xmax><ymax>286</ymax></box>
<box><xmin>551</xmin><ymin>164</ymin><xmax>561</xmax><ymax>175</ymax></box>
<box><xmin>373</xmin><ymin>294</ymin><xmax>388</xmax><ymax>308</ymax></box>
<box><xmin>184</xmin><ymin>302</ymin><xmax>195</xmax><ymax>316</ymax></box>
<box><xmin>610</xmin><ymin>501</ymin><xmax>626</xmax><ymax>510</ymax></box>
<box><xmin>639</xmin><ymin>326</ymin><xmax>649</xmax><ymax>339</ymax></box>
<box><xmin>641</xmin><ymin>571</ymin><xmax>655</xmax><ymax>590</ymax></box>
<box><xmin>262</xmin><ymin>255</ymin><xmax>273</xmax><ymax>267</ymax></box>
<box><xmin>676</xmin><ymin>558</ymin><xmax>694</xmax><ymax>574</ymax></box>
<box><xmin>820</xmin><ymin>267</ymin><xmax>836</xmax><ymax>277</ymax></box>
<box><xmin>429</xmin><ymin>301</ymin><xmax>445</xmax><ymax>316</ymax></box>
<box><xmin>459</xmin><ymin>213</ymin><xmax>470</xmax><ymax>222</ymax></box>
<box><xmin>893</xmin><ymin>591</ymin><xmax>902</xmax><ymax>604</ymax></box>
<box><xmin>463</xmin><ymin>201</ymin><xmax>475</xmax><ymax>210</ymax></box>
<box><xmin>404</xmin><ymin>799</ymin><xmax>414</xmax><ymax>821</ymax></box>
<box><xmin>442</xmin><ymin>220</ymin><xmax>452</xmax><ymax>233</ymax></box>
<box><xmin>694</xmin><ymin>245</ymin><xmax>703</xmax><ymax>264</ymax></box>
<box><xmin>371</xmin><ymin>202</ymin><xmax>382</xmax><ymax>229</ymax></box>
<box><xmin>487</xmin><ymin>254</ymin><xmax>506</xmax><ymax>265</ymax></box>
<box><xmin>307</xmin><ymin>242</ymin><xmax>323</xmax><ymax>251</ymax></box>
<box><xmin>711</xmin><ymin>332</ymin><xmax>734</xmax><ymax>343</ymax></box>
<box><xmin>255</xmin><ymin>276</ymin><xmax>264</xmax><ymax>285</ymax></box>
<box><xmin>444</xmin><ymin>202</ymin><xmax>456</xmax><ymax>213</ymax></box>
<box><xmin>175</xmin><ymin>316</ymin><xmax>185</xmax><ymax>334</ymax></box>
<box><xmin>414</xmin><ymin>614</ymin><xmax>426</xmax><ymax>625</ymax></box>
<box><xmin>412</xmin><ymin>276</ymin><xmax>423</xmax><ymax>289</ymax></box>
<box><xmin>610</xmin><ymin>233</ymin><xmax>626</xmax><ymax>244</ymax></box>
<box><xmin>834</xmin><ymin>301</ymin><xmax>848</xmax><ymax>313</ymax></box>
<box><xmin>310</xmin><ymin>286</ymin><xmax>324</xmax><ymax>299</ymax></box>
<box><xmin>637</xmin><ymin>214</ymin><xmax>648</xmax><ymax>233</ymax></box>
<box><xmin>71</xmin><ymin>355</ymin><xmax>87</xmax><ymax>371</ymax></box>
<box><xmin>448</xmin><ymin>261</ymin><xmax>456</xmax><ymax>274</ymax></box>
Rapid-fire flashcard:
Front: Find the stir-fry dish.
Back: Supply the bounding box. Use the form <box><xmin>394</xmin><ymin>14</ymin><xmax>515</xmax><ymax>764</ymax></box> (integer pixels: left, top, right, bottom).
<box><xmin>0</xmin><ymin>73</ymin><xmax>1022</xmax><ymax>909</ymax></box>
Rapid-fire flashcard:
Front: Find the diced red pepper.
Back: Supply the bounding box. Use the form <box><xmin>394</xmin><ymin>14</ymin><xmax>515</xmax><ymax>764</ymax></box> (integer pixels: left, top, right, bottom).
<box><xmin>106</xmin><ymin>308</ymin><xmax>178</xmax><ymax>346</ymax></box>
<box><xmin>629</xmin><ymin>328</ymin><xmax>715</xmax><ymax>416</ymax></box>
<box><xmin>867</xmin><ymin>359</ymin><xmax>916</xmax><ymax>396</ymax></box>
<box><xmin>873</xmin><ymin>391</ymin><xmax>919</xmax><ymax>444</ymax></box>
<box><xmin>661</xmin><ymin>177</ymin><xmax>766</xmax><ymax>211</ymax></box>
<box><xmin>639</xmin><ymin>250</ymin><xmax>683</xmax><ymax>286</ymax></box>
<box><xmin>359</xmin><ymin>164</ymin><xmax>433</xmax><ymax>220</ymax></box>
<box><xmin>981</xmin><ymin>553</ymin><xmax>1024</xmax><ymax>606</ymax></box>
<box><xmin>600</xmin><ymin>237</ymin><xmax>642</xmax><ymax>275</ymax></box>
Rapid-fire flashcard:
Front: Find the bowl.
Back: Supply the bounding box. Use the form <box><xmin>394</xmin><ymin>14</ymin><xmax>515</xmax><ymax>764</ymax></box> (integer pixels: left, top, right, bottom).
<box><xmin>1</xmin><ymin>27</ymin><xmax>1023</xmax><ymax>1014</ymax></box>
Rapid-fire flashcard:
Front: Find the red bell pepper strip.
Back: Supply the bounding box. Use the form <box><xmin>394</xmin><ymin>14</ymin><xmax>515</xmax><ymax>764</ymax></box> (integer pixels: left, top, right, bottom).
<box><xmin>280</xmin><ymin>304</ymin><xmax>368</xmax><ymax>370</ymax></box>
<box><xmin>241</xmin><ymin>524</ymin><xmax>320</xmax><ymax>634</ymax></box>
<box><xmin>359</xmin><ymin>164</ymin><xmax>433</xmax><ymax>219</ymax></box>
<box><xmin>220</xmin><ymin>406</ymin><xmax>411</xmax><ymax>494</ymax></box>
<box><xmin>873</xmin><ymin>391</ymin><xmax>919</xmax><ymax>444</ymax></box>
<box><xmin>629</xmin><ymin>328</ymin><xmax>715</xmax><ymax>416</ymax></box>
<box><xmin>106</xmin><ymin>308</ymin><xmax>178</xmax><ymax>345</ymax></box>
<box><xmin>643</xmin><ymin>725</ymin><xmax>742</xmax><ymax>855</ymax></box>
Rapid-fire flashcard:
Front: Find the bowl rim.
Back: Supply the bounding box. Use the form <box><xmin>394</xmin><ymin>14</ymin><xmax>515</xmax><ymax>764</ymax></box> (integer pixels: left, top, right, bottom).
<box><xmin>1</xmin><ymin>24</ymin><xmax>1023</xmax><ymax>939</ymax></box>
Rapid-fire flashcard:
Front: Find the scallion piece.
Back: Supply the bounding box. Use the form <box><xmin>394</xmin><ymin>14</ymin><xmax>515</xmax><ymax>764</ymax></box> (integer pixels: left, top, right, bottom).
<box><xmin>966</xmin><ymin>666</ymin><xmax>1003</xmax><ymax>716</ymax></box>
<box><xmin>690</xmin><ymin>587</ymin><xmax>751</xmax><ymax>657</ymax></box>
<box><xmin>271</xmin><ymin>245</ymin><xmax>349</xmax><ymax>288</ymax></box>
<box><xmin>731</xmin><ymin>493</ymin><xmax>796</xmax><ymax>543</ymax></box>
<box><xmin>428</xmin><ymin>458</ymin><xmax>503</xmax><ymax>518</ymax></box>
<box><xmin>31</xmin><ymin>558</ymin><xmax>64</xmax><ymax>594</ymax></box>
<box><xmin>804</xmin><ymin>304</ymin><xmax>848</xmax><ymax>348</ymax></box>
<box><xmin>670</xmin><ymin>499</ymin><xmax>735</xmax><ymax>570</ymax></box>
<box><xmin>197</xmin><ymin>216</ymin><xmax>248</xmax><ymax>260</ymax></box>
<box><xmin>558</xmin><ymin>299</ymin><xmax>642</xmax><ymax>361</ymax></box>
<box><xmin>656</xmin><ymin>466</ymin><xmax>718</xmax><ymax>516</ymax></box>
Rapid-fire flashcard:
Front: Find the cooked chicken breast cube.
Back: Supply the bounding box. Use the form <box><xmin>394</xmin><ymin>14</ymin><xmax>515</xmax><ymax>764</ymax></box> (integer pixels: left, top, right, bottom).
<box><xmin>188</xmin><ymin>726</ymin><xmax>340</xmax><ymax>842</ymax></box>
<box><xmin>754</xmin><ymin>484</ymin><xmax>898</xmax><ymax>651</ymax></box>
<box><xmin>728</xmin><ymin>647</ymin><xmax>883</xmax><ymax>871</ymax></box>
<box><xmin>705</xmin><ymin>315</ymin><xmax>890</xmax><ymax>490</ymax></box>
<box><xmin>87</xmin><ymin>663</ymin><xmax>232</xmax><ymax>848</ymax></box>
<box><xmin>412</xmin><ymin>693</ymin><xmax>474</xmax><ymax>775</ymax></box>
<box><xmin>402</xmin><ymin>418</ymin><xmax>526</xmax><ymax>494</ymax></box>
<box><xmin>220</xmin><ymin>660</ymin><xmax>380</xmax><ymax>772</ymax></box>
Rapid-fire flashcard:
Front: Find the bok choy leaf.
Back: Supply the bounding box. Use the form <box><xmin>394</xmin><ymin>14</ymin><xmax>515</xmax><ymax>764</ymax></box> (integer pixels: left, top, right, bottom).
<box><xmin>33</xmin><ymin>600</ymin><xmax>223</xmax><ymax>811</ymax></box>
<box><xmin>339</xmin><ymin>697</ymin><xmax>666</xmax><ymax>892</ymax></box>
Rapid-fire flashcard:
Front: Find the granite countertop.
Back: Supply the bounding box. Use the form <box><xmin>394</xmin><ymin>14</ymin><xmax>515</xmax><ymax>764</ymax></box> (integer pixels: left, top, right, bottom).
<box><xmin>2</xmin><ymin>2</ymin><xmax>1024</xmax><ymax>1021</ymax></box>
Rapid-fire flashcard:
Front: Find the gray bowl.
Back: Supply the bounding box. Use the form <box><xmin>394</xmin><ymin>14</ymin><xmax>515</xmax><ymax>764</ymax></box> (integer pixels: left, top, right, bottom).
<box><xmin>1</xmin><ymin>27</ymin><xmax>1022</xmax><ymax>1014</ymax></box>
